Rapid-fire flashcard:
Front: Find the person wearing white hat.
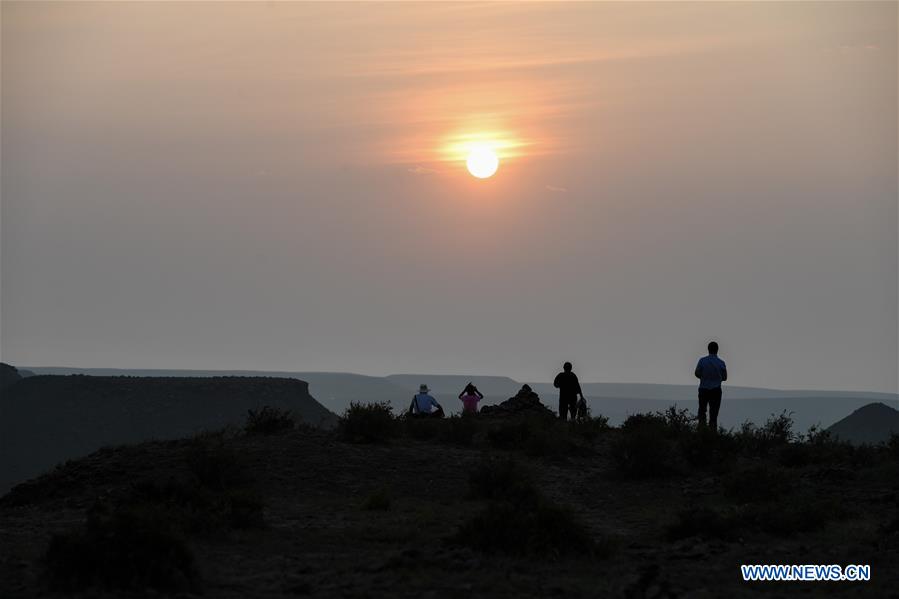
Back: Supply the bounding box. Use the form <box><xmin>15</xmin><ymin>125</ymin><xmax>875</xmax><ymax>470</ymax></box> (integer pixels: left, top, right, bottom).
<box><xmin>408</xmin><ymin>383</ymin><xmax>445</xmax><ymax>418</ymax></box>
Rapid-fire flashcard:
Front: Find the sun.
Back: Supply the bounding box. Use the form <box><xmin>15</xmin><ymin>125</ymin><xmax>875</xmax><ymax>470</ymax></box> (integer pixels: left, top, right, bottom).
<box><xmin>466</xmin><ymin>146</ymin><xmax>499</xmax><ymax>178</ymax></box>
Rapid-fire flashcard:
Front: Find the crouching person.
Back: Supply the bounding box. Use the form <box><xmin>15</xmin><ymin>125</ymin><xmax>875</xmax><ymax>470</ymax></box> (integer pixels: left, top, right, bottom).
<box><xmin>408</xmin><ymin>384</ymin><xmax>445</xmax><ymax>418</ymax></box>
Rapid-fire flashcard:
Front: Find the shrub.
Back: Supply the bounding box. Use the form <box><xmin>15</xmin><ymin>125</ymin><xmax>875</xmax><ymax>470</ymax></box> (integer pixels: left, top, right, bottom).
<box><xmin>339</xmin><ymin>402</ymin><xmax>398</xmax><ymax>443</ymax></box>
<box><xmin>440</xmin><ymin>415</ymin><xmax>478</xmax><ymax>446</ymax></box>
<box><xmin>187</xmin><ymin>442</ymin><xmax>252</xmax><ymax>491</ymax></box>
<box><xmin>458</xmin><ymin>456</ymin><xmax>610</xmax><ymax>558</ymax></box>
<box><xmin>621</xmin><ymin>413</ymin><xmax>669</xmax><ymax>435</ymax></box>
<box><xmin>453</xmin><ymin>497</ymin><xmax>603</xmax><ymax>557</ymax></box>
<box><xmin>128</xmin><ymin>477</ymin><xmax>264</xmax><ymax>533</ymax></box>
<box><xmin>363</xmin><ymin>487</ymin><xmax>392</xmax><ymax>511</ymax></box>
<box><xmin>245</xmin><ymin>406</ymin><xmax>295</xmax><ymax>435</ymax></box>
<box><xmin>610</xmin><ymin>427</ymin><xmax>673</xmax><ymax>478</ymax></box>
<box><xmin>227</xmin><ymin>489</ymin><xmax>266</xmax><ymax>529</ymax></box>
<box><xmin>467</xmin><ymin>458</ymin><xmax>539</xmax><ymax>505</ymax></box>
<box><xmin>666</xmin><ymin>506</ymin><xmax>740</xmax><ymax>541</ymax></box>
<box><xmin>744</xmin><ymin>494</ymin><xmax>842</xmax><ymax>535</ymax></box>
<box><xmin>46</xmin><ymin>506</ymin><xmax>200</xmax><ymax>592</ymax></box>
<box><xmin>571</xmin><ymin>414</ymin><xmax>610</xmax><ymax>443</ymax></box>
<box><xmin>722</xmin><ymin>466</ymin><xmax>793</xmax><ymax>503</ymax></box>
<box><xmin>803</xmin><ymin>424</ymin><xmax>834</xmax><ymax>445</ymax></box>
<box><xmin>679</xmin><ymin>428</ymin><xmax>739</xmax><ymax>471</ymax></box>
<box><xmin>402</xmin><ymin>416</ymin><xmax>442</xmax><ymax>441</ymax></box>
<box><xmin>660</xmin><ymin>406</ymin><xmax>696</xmax><ymax>436</ymax></box>
<box><xmin>735</xmin><ymin>411</ymin><xmax>796</xmax><ymax>456</ymax></box>
<box><xmin>487</xmin><ymin>417</ymin><xmax>575</xmax><ymax>458</ymax></box>
<box><xmin>885</xmin><ymin>433</ymin><xmax>899</xmax><ymax>460</ymax></box>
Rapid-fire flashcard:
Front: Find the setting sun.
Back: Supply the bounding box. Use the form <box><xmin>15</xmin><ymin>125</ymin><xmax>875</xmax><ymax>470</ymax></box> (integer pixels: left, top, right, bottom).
<box><xmin>466</xmin><ymin>146</ymin><xmax>499</xmax><ymax>178</ymax></box>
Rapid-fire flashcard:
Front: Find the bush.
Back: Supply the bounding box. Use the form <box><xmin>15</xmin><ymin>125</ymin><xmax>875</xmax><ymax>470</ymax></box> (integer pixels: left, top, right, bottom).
<box><xmin>621</xmin><ymin>413</ymin><xmax>669</xmax><ymax>435</ymax></box>
<box><xmin>679</xmin><ymin>428</ymin><xmax>739</xmax><ymax>471</ymax></box>
<box><xmin>571</xmin><ymin>414</ymin><xmax>610</xmax><ymax>443</ymax></box>
<box><xmin>245</xmin><ymin>406</ymin><xmax>295</xmax><ymax>435</ymax></box>
<box><xmin>128</xmin><ymin>477</ymin><xmax>264</xmax><ymax>533</ymax></box>
<box><xmin>667</xmin><ymin>506</ymin><xmax>740</xmax><ymax>541</ymax></box>
<box><xmin>744</xmin><ymin>494</ymin><xmax>842</xmax><ymax>535</ymax></box>
<box><xmin>46</xmin><ymin>506</ymin><xmax>200</xmax><ymax>592</ymax></box>
<box><xmin>453</xmin><ymin>497</ymin><xmax>603</xmax><ymax>558</ymax></box>
<box><xmin>339</xmin><ymin>402</ymin><xmax>398</xmax><ymax>443</ymax></box>
<box><xmin>363</xmin><ymin>487</ymin><xmax>392</xmax><ymax>511</ymax></box>
<box><xmin>888</xmin><ymin>434</ymin><xmax>899</xmax><ymax>459</ymax></box>
<box><xmin>735</xmin><ymin>411</ymin><xmax>796</xmax><ymax>456</ymax></box>
<box><xmin>227</xmin><ymin>489</ymin><xmax>266</xmax><ymax>529</ymax></box>
<box><xmin>440</xmin><ymin>415</ymin><xmax>478</xmax><ymax>446</ymax></box>
<box><xmin>487</xmin><ymin>417</ymin><xmax>575</xmax><ymax>458</ymax></box>
<box><xmin>457</xmin><ymin>456</ymin><xmax>610</xmax><ymax>558</ymax></box>
<box><xmin>187</xmin><ymin>442</ymin><xmax>252</xmax><ymax>491</ymax></box>
<box><xmin>467</xmin><ymin>458</ymin><xmax>539</xmax><ymax>505</ymax></box>
<box><xmin>402</xmin><ymin>416</ymin><xmax>442</xmax><ymax>441</ymax></box>
<box><xmin>722</xmin><ymin>466</ymin><xmax>793</xmax><ymax>503</ymax></box>
<box><xmin>660</xmin><ymin>406</ymin><xmax>696</xmax><ymax>436</ymax></box>
<box><xmin>610</xmin><ymin>427</ymin><xmax>673</xmax><ymax>478</ymax></box>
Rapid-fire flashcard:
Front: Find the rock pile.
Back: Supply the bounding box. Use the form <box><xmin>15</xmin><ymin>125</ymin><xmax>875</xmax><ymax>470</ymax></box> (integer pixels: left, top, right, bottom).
<box><xmin>480</xmin><ymin>384</ymin><xmax>555</xmax><ymax>418</ymax></box>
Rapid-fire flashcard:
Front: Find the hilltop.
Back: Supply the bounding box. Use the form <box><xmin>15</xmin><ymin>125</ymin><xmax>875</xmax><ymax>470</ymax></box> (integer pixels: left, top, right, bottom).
<box><xmin>828</xmin><ymin>403</ymin><xmax>899</xmax><ymax>445</ymax></box>
<box><xmin>1</xmin><ymin>406</ymin><xmax>897</xmax><ymax>598</ymax></box>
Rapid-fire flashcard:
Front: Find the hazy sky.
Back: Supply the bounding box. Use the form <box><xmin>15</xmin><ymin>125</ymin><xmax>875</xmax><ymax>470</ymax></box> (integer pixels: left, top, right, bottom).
<box><xmin>2</xmin><ymin>2</ymin><xmax>897</xmax><ymax>392</ymax></box>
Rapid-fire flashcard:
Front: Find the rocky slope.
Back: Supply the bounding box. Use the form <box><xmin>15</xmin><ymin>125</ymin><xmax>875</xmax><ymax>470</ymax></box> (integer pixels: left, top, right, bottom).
<box><xmin>1</xmin><ymin>413</ymin><xmax>896</xmax><ymax>598</ymax></box>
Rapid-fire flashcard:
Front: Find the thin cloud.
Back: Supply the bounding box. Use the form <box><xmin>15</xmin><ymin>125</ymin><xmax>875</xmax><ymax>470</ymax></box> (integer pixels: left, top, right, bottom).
<box><xmin>545</xmin><ymin>184</ymin><xmax>567</xmax><ymax>193</ymax></box>
<box><xmin>408</xmin><ymin>165</ymin><xmax>438</xmax><ymax>175</ymax></box>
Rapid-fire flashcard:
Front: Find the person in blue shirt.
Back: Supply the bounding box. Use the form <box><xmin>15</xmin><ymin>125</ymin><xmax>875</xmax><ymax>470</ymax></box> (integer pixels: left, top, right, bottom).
<box><xmin>694</xmin><ymin>341</ymin><xmax>728</xmax><ymax>432</ymax></box>
<box><xmin>409</xmin><ymin>384</ymin><xmax>445</xmax><ymax>418</ymax></box>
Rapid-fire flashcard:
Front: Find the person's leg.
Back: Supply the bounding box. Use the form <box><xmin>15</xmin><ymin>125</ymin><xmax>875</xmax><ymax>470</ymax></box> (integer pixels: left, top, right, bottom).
<box><xmin>708</xmin><ymin>388</ymin><xmax>722</xmax><ymax>432</ymax></box>
<box><xmin>559</xmin><ymin>397</ymin><xmax>568</xmax><ymax>421</ymax></box>
<box><xmin>697</xmin><ymin>389</ymin><xmax>709</xmax><ymax>428</ymax></box>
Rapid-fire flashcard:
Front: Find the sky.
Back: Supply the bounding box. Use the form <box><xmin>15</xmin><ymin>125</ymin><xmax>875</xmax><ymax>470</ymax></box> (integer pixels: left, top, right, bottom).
<box><xmin>1</xmin><ymin>2</ymin><xmax>897</xmax><ymax>393</ymax></box>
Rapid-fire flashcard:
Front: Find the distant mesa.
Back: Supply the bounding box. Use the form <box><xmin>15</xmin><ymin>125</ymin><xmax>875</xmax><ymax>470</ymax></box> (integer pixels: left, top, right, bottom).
<box><xmin>826</xmin><ymin>402</ymin><xmax>899</xmax><ymax>445</ymax></box>
<box><xmin>0</xmin><ymin>372</ymin><xmax>338</xmax><ymax>494</ymax></box>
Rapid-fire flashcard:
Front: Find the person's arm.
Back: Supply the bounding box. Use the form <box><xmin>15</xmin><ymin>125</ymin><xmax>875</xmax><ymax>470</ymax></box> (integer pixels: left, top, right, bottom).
<box><xmin>720</xmin><ymin>361</ymin><xmax>728</xmax><ymax>382</ymax></box>
<box><xmin>475</xmin><ymin>388</ymin><xmax>484</xmax><ymax>399</ymax></box>
<box><xmin>574</xmin><ymin>374</ymin><xmax>584</xmax><ymax>399</ymax></box>
<box><xmin>694</xmin><ymin>360</ymin><xmax>703</xmax><ymax>379</ymax></box>
<box><xmin>458</xmin><ymin>390</ymin><xmax>466</xmax><ymax>399</ymax></box>
<box><xmin>553</xmin><ymin>373</ymin><xmax>562</xmax><ymax>388</ymax></box>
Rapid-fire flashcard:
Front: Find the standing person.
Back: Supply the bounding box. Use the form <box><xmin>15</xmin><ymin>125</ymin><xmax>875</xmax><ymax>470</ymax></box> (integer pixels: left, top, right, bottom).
<box><xmin>694</xmin><ymin>341</ymin><xmax>728</xmax><ymax>431</ymax></box>
<box><xmin>458</xmin><ymin>382</ymin><xmax>483</xmax><ymax>415</ymax></box>
<box><xmin>409</xmin><ymin>384</ymin><xmax>445</xmax><ymax>418</ymax></box>
<box><xmin>553</xmin><ymin>362</ymin><xmax>586</xmax><ymax>421</ymax></box>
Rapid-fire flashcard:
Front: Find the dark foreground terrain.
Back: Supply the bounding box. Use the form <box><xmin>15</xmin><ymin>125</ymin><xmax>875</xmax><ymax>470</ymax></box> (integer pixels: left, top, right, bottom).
<box><xmin>1</xmin><ymin>405</ymin><xmax>897</xmax><ymax>598</ymax></box>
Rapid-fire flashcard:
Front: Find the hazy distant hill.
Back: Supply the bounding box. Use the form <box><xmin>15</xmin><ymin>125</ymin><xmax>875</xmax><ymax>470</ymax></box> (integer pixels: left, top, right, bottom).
<box><xmin>826</xmin><ymin>402</ymin><xmax>899</xmax><ymax>445</ymax></box>
<box><xmin>0</xmin><ymin>372</ymin><xmax>336</xmax><ymax>494</ymax></box>
<box><xmin>22</xmin><ymin>366</ymin><xmax>898</xmax><ymax>431</ymax></box>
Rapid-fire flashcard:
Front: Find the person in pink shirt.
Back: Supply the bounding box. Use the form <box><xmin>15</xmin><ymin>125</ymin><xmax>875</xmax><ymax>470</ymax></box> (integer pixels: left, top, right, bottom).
<box><xmin>458</xmin><ymin>382</ymin><xmax>484</xmax><ymax>414</ymax></box>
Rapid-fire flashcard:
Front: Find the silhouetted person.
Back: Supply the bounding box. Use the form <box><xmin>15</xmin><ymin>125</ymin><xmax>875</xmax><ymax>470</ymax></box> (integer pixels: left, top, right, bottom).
<box><xmin>409</xmin><ymin>383</ymin><xmax>445</xmax><ymax>418</ymax></box>
<box><xmin>553</xmin><ymin>362</ymin><xmax>586</xmax><ymax>421</ymax></box>
<box><xmin>694</xmin><ymin>341</ymin><xmax>727</xmax><ymax>431</ymax></box>
<box><xmin>458</xmin><ymin>382</ymin><xmax>483</xmax><ymax>414</ymax></box>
